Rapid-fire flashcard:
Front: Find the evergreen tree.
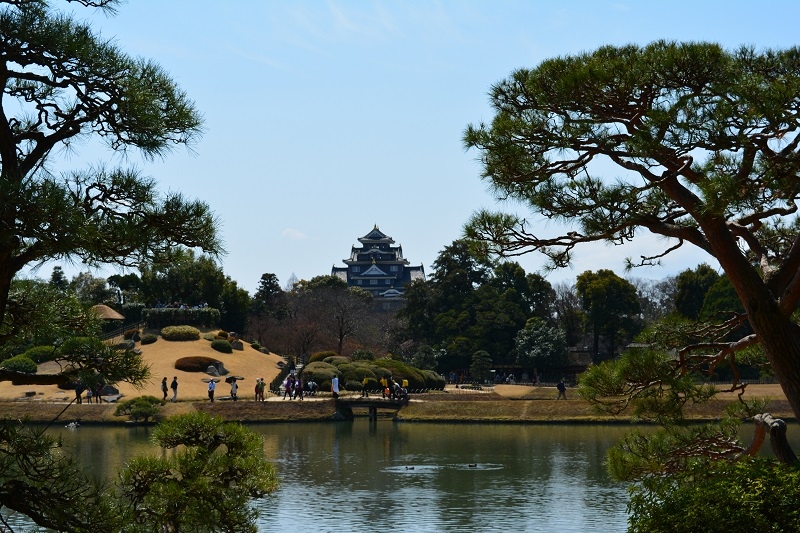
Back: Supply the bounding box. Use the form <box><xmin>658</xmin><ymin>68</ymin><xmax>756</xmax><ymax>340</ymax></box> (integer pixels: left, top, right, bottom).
<box><xmin>0</xmin><ymin>0</ymin><xmax>221</xmax><ymax>343</ymax></box>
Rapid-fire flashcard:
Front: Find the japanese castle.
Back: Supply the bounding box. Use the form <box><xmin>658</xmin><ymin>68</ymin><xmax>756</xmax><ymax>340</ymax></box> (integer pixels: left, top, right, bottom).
<box><xmin>331</xmin><ymin>226</ymin><xmax>425</xmax><ymax>299</ymax></box>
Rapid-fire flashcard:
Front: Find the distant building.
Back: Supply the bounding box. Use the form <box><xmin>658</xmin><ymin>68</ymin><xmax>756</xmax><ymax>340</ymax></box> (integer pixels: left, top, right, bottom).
<box><xmin>331</xmin><ymin>226</ymin><xmax>425</xmax><ymax>303</ymax></box>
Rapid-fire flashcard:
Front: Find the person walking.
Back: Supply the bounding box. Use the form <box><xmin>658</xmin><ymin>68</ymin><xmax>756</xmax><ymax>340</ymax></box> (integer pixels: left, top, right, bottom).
<box><xmin>283</xmin><ymin>375</ymin><xmax>294</xmax><ymax>400</ymax></box>
<box><xmin>208</xmin><ymin>379</ymin><xmax>216</xmax><ymax>402</ymax></box>
<box><xmin>556</xmin><ymin>379</ymin><xmax>567</xmax><ymax>400</ymax></box>
<box><xmin>294</xmin><ymin>376</ymin><xmax>303</xmax><ymax>401</ymax></box>
<box><xmin>170</xmin><ymin>376</ymin><xmax>178</xmax><ymax>403</ymax></box>
<box><xmin>161</xmin><ymin>377</ymin><xmax>168</xmax><ymax>401</ymax></box>
<box><xmin>331</xmin><ymin>375</ymin><xmax>340</xmax><ymax>399</ymax></box>
<box><xmin>230</xmin><ymin>378</ymin><xmax>239</xmax><ymax>401</ymax></box>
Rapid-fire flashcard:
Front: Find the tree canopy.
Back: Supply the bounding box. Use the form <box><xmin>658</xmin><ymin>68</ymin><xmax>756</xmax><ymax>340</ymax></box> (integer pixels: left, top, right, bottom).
<box><xmin>464</xmin><ymin>41</ymin><xmax>800</xmax><ymax>421</ymax></box>
<box><xmin>0</xmin><ymin>0</ymin><xmax>222</xmax><ymax>341</ymax></box>
<box><xmin>399</xmin><ymin>239</ymin><xmax>555</xmax><ymax>372</ymax></box>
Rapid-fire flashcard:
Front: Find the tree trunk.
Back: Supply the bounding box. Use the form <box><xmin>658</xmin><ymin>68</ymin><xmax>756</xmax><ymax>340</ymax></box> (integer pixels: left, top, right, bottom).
<box><xmin>752</xmin><ymin>314</ymin><xmax>800</xmax><ymax>423</ymax></box>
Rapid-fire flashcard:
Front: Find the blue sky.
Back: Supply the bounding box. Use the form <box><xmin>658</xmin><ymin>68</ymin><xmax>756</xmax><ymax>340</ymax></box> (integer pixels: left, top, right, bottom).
<box><xmin>38</xmin><ymin>1</ymin><xmax>800</xmax><ymax>293</ymax></box>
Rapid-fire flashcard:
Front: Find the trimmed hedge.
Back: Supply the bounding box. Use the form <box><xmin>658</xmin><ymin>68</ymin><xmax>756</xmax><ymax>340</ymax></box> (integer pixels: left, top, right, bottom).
<box><xmin>22</xmin><ymin>345</ymin><xmax>57</xmax><ymax>364</ymax></box>
<box><xmin>210</xmin><ymin>339</ymin><xmax>233</xmax><ymax>354</ymax></box>
<box><xmin>115</xmin><ymin>395</ymin><xmax>162</xmax><ymax>422</ymax></box>
<box><xmin>0</xmin><ymin>354</ymin><xmax>37</xmax><ymax>374</ymax></box>
<box><xmin>422</xmin><ymin>369</ymin><xmax>446</xmax><ymax>390</ymax></box>
<box><xmin>174</xmin><ymin>356</ymin><xmax>221</xmax><ymax>373</ymax></box>
<box><xmin>309</xmin><ymin>351</ymin><xmax>337</xmax><ymax>364</ymax></box>
<box><xmin>143</xmin><ymin>307</ymin><xmax>220</xmax><ymax>329</ymax></box>
<box><xmin>351</xmin><ymin>349</ymin><xmax>375</xmax><ymax>361</ymax></box>
<box><xmin>161</xmin><ymin>326</ymin><xmax>201</xmax><ymax>341</ymax></box>
<box><xmin>323</xmin><ymin>355</ymin><xmax>350</xmax><ymax>366</ymax></box>
<box><xmin>302</xmin><ymin>361</ymin><xmax>341</xmax><ymax>390</ymax></box>
<box><xmin>344</xmin><ymin>379</ymin><xmax>362</xmax><ymax>391</ymax></box>
<box><xmin>372</xmin><ymin>358</ymin><xmax>427</xmax><ymax>390</ymax></box>
<box><xmin>140</xmin><ymin>333</ymin><xmax>158</xmax><ymax>345</ymax></box>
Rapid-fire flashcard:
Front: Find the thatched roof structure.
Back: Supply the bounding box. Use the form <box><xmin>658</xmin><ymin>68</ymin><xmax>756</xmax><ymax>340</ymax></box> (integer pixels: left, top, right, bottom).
<box><xmin>90</xmin><ymin>304</ymin><xmax>125</xmax><ymax>320</ymax></box>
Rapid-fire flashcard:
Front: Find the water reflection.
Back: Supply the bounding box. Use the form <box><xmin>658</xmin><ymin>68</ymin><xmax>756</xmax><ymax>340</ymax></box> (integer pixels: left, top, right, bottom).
<box><xmin>252</xmin><ymin>422</ymin><xmax>631</xmax><ymax>533</ymax></box>
<box><xmin>22</xmin><ymin>421</ymin><xmax>787</xmax><ymax>532</ymax></box>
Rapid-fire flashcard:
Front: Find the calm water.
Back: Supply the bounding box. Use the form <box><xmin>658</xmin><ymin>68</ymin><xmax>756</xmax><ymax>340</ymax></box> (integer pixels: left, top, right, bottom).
<box><xmin>4</xmin><ymin>421</ymin><xmax>633</xmax><ymax>532</ymax></box>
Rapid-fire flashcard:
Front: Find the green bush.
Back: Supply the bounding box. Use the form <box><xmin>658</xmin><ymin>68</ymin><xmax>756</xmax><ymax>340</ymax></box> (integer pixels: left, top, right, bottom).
<box><xmin>217</xmin><ymin>330</ymin><xmax>229</xmax><ymax>339</ymax></box>
<box><xmin>344</xmin><ymin>380</ymin><xmax>362</xmax><ymax>391</ymax></box>
<box><xmin>302</xmin><ymin>362</ymin><xmax>340</xmax><ymax>387</ymax></box>
<box><xmin>175</xmin><ymin>356</ymin><xmax>221</xmax><ymax>373</ymax></box>
<box><xmin>361</xmin><ymin>377</ymin><xmax>379</xmax><ymax>391</ymax></box>
<box><xmin>0</xmin><ymin>354</ymin><xmax>37</xmax><ymax>374</ymax></box>
<box><xmin>122</xmin><ymin>302</ymin><xmax>145</xmax><ymax>323</ymax></box>
<box><xmin>203</xmin><ymin>333</ymin><xmax>216</xmax><ymax>341</ymax></box>
<box><xmin>22</xmin><ymin>345</ymin><xmax>57</xmax><ymax>364</ymax></box>
<box><xmin>210</xmin><ymin>339</ymin><xmax>232</xmax><ymax>354</ymax></box>
<box><xmin>323</xmin><ymin>355</ymin><xmax>350</xmax><ymax>366</ymax></box>
<box><xmin>309</xmin><ymin>351</ymin><xmax>337</xmax><ymax>364</ymax></box>
<box><xmin>123</xmin><ymin>328</ymin><xmax>140</xmax><ymax>340</ymax></box>
<box><xmin>140</xmin><ymin>333</ymin><xmax>158</xmax><ymax>345</ymax></box>
<box><xmin>628</xmin><ymin>458</ymin><xmax>800</xmax><ymax>533</ymax></box>
<box><xmin>250</xmin><ymin>342</ymin><xmax>261</xmax><ymax>350</ymax></box>
<box><xmin>143</xmin><ymin>307</ymin><xmax>220</xmax><ymax>329</ymax></box>
<box><xmin>422</xmin><ymin>369</ymin><xmax>446</xmax><ymax>390</ymax></box>
<box><xmin>373</xmin><ymin>359</ymin><xmax>426</xmax><ymax>389</ymax></box>
<box><xmin>161</xmin><ymin>325</ymin><xmax>201</xmax><ymax>341</ymax></box>
<box><xmin>337</xmin><ymin>363</ymin><xmax>359</xmax><ymax>383</ymax></box>
<box><xmin>115</xmin><ymin>396</ymin><xmax>162</xmax><ymax>423</ymax></box>
<box><xmin>351</xmin><ymin>349</ymin><xmax>375</xmax><ymax>361</ymax></box>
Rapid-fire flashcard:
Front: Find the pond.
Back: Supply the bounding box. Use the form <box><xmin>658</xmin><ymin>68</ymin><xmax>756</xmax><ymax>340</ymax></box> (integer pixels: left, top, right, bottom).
<box><xmin>4</xmin><ymin>421</ymin><xmax>635</xmax><ymax>532</ymax></box>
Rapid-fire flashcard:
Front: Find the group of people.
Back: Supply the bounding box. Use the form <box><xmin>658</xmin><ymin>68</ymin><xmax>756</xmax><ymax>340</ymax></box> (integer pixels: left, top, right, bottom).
<box><xmin>74</xmin><ymin>382</ymin><xmax>105</xmax><ymax>404</ymax></box>
<box><xmin>161</xmin><ymin>376</ymin><xmax>179</xmax><ymax>402</ymax></box>
<box><xmin>283</xmin><ymin>374</ymin><xmax>304</xmax><ymax>400</ymax></box>
<box><xmin>254</xmin><ymin>377</ymin><xmax>266</xmax><ymax>401</ymax></box>
<box><xmin>378</xmin><ymin>376</ymin><xmax>408</xmax><ymax>401</ymax></box>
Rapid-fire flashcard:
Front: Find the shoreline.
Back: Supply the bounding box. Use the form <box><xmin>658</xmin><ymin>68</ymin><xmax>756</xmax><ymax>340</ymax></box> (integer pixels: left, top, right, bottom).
<box><xmin>2</xmin><ymin>391</ymin><xmax>795</xmax><ymax>426</ymax></box>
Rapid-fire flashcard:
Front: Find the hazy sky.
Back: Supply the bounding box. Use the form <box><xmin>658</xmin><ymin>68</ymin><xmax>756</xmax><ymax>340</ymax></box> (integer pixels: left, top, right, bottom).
<box><xmin>35</xmin><ymin>1</ymin><xmax>800</xmax><ymax>293</ymax></box>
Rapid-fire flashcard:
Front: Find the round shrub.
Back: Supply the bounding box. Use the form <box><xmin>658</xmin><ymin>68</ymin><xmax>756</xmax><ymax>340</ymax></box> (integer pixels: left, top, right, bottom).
<box><xmin>0</xmin><ymin>354</ymin><xmax>37</xmax><ymax>374</ymax></box>
<box><xmin>323</xmin><ymin>355</ymin><xmax>351</xmax><ymax>366</ymax></box>
<box><xmin>175</xmin><ymin>356</ymin><xmax>221</xmax><ymax>373</ymax></box>
<box><xmin>373</xmin><ymin>359</ymin><xmax>426</xmax><ymax>389</ymax></box>
<box><xmin>302</xmin><ymin>361</ymin><xmax>340</xmax><ymax>387</ymax></box>
<box><xmin>217</xmin><ymin>330</ymin><xmax>229</xmax><ymax>339</ymax></box>
<box><xmin>337</xmin><ymin>363</ymin><xmax>359</xmax><ymax>383</ymax></box>
<box><xmin>350</xmin><ymin>363</ymin><xmax>377</xmax><ymax>382</ymax></box>
<box><xmin>370</xmin><ymin>365</ymin><xmax>392</xmax><ymax>380</ymax></box>
<box><xmin>210</xmin><ymin>339</ymin><xmax>232</xmax><ymax>354</ymax></box>
<box><xmin>344</xmin><ymin>380</ymin><xmax>362</xmax><ymax>391</ymax></box>
<box><xmin>161</xmin><ymin>325</ymin><xmax>201</xmax><ymax>341</ymax></box>
<box><xmin>361</xmin><ymin>377</ymin><xmax>379</xmax><ymax>391</ymax></box>
<box><xmin>123</xmin><ymin>328</ymin><xmax>140</xmax><ymax>340</ymax></box>
<box><xmin>250</xmin><ymin>342</ymin><xmax>261</xmax><ymax>350</ymax></box>
<box><xmin>422</xmin><ymin>369</ymin><xmax>446</xmax><ymax>390</ymax></box>
<box><xmin>309</xmin><ymin>351</ymin><xmax>337</xmax><ymax>364</ymax></box>
<box><xmin>140</xmin><ymin>333</ymin><xmax>158</xmax><ymax>345</ymax></box>
<box><xmin>114</xmin><ymin>395</ymin><xmax>162</xmax><ymax>422</ymax></box>
<box><xmin>23</xmin><ymin>345</ymin><xmax>57</xmax><ymax>364</ymax></box>
<box><xmin>351</xmin><ymin>349</ymin><xmax>375</xmax><ymax>361</ymax></box>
